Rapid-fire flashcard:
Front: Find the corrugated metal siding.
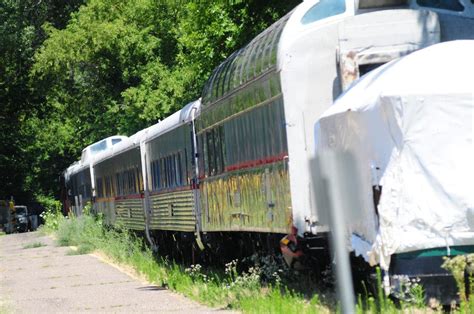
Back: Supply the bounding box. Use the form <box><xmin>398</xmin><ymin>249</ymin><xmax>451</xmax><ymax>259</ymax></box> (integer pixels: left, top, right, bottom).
<box><xmin>201</xmin><ymin>161</ymin><xmax>291</xmax><ymax>233</ymax></box>
<box><xmin>115</xmin><ymin>198</ymin><xmax>145</xmax><ymax>230</ymax></box>
<box><xmin>149</xmin><ymin>190</ymin><xmax>195</xmax><ymax>232</ymax></box>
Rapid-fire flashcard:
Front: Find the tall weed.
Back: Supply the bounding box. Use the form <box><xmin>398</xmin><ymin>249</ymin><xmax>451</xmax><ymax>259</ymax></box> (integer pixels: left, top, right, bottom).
<box><xmin>37</xmin><ymin>195</ymin><xmax>64</xmax><ymax>232</ymax></box>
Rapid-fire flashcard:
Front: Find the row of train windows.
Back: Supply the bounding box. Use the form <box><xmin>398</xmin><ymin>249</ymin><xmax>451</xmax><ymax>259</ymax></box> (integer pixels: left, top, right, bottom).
<box><xmin>205</xmin><ymin>14</ymin><xmax>287</xmax><ymax>103</ymax></box>
<box><xmin>96</xmin><ymin>168</ymin><xmax>141</xmax><ymax>198</ymax></box>
<box><xmin>96</xmin><ymin>176</ymin><xmax>114</xmax><ymax>198</ymax></box>
<box><xmin>199</xmin><ymin>98</ymin><xmax>288</xmax><ymax>177</ymax></box>
<box><xmin>71</xmin><ymin>172</ymin><xmax>91</xmax><ymax>199</ymax></box>
<box><xmin>417</xmin><ymin>0</ymin><xmax>467</xmax><ymax>12</ymax></box>
<box><xmin>199</xmin><ymin>74</ymin><xmax>282</xmax><ymax>130</ymax></box>
<box><xmin>71</xmin><ymin>183</ymin><xmax>91</xmax><ymax>199</ymax></box>
<box><xmin>150</xmin><ymin>150</ymin><xmax>188</xmax><ymax>191</ymax></box>
<box><xmin>115</xmin><ymin>167</ymin><xmax>142</xmax><ymax>196</ymax></box>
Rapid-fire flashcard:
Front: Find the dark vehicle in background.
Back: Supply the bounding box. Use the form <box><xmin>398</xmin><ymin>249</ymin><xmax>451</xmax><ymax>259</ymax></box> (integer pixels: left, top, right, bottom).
<box><xmin>14</xmin><ymin>206</ymin><xmax>29</xmax><ymax>232</ymax></box>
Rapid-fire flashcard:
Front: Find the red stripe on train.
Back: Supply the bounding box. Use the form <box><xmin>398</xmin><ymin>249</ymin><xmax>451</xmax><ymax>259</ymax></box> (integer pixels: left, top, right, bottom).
<box><xmin>225</xmin><ymin>152</ymin><xmax>288</xmax><ymax>172</ymax></box>
<box><xmin>197</xmin><ymin>152</ymin><xmax>288</xmax><ymax>180</ymax></box>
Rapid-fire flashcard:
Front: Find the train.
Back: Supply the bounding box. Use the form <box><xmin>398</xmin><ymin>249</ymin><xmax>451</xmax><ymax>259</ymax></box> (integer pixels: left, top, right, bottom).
<box><xmin>62</xmin><ymin>0</ymin><xmax>474</xmax><ymax>302</ymax></box>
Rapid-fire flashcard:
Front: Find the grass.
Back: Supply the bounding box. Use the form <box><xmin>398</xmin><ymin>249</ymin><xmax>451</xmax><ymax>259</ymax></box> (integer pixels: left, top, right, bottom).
<box><xmin>44</xmin><ymin>210</ymin><xmax>330</xmax><ymax>312</ymax></box>
<box><xmin>41</xmin><ymin>203</ymin><xmax>474</xmax><ymax>313</ymax></box>
<box><xmin>23</xmin><ymin>241</ymin><xmax>46</xmax><ymax>249</ymax></box>
<box><xmin>0</xmin><ymin>231</ymin><xmax>5</xmax><ymax>237</ymax></box>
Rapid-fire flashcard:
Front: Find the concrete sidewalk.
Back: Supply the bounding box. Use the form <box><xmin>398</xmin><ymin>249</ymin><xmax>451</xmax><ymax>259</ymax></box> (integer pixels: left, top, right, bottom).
<box><xmin>0</xmin><ymin>232</ymin><xmax>232</xmax><ymax>313</ymax></box>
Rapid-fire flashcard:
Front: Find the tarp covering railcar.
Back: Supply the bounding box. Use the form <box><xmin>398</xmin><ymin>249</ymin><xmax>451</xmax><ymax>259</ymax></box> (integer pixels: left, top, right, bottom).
<box><xmin>314</xmin><ymin>40</ymin><xmax>474</xmax><ymax>269</ymax></box>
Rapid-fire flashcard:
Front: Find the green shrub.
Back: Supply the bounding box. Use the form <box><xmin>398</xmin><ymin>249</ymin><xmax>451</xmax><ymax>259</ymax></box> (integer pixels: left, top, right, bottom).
<box><xmin>442</xmin><ymin>254</ymin><xmax>474</xmax><ymax>312</ymax></box>
<box><xmin>37</xmin><ymin>195</ymin><xmax>64</xmax><ymax>232</ymax></box>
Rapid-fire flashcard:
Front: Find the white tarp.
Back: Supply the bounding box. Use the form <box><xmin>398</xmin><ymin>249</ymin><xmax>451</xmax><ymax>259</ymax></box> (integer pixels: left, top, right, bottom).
<box><xmin>314</xmin><ymin>40</ymin><xmax>474</xmax><ymax>270</ymax></box>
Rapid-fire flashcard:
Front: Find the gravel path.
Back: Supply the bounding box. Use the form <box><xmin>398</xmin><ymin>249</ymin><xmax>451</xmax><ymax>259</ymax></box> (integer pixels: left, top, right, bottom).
<box><xmin>0</xmin><ymin>231</ymin><xmax>233</xmax><ymax>313</ymax></box>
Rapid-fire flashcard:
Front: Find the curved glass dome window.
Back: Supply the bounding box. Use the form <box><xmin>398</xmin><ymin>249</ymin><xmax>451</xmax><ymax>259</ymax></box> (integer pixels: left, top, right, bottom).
<box><xmin>201</xmin><ymin>11</ymin><xmax>291</xmax><ymax>107</ymax></box>
<box><xmin>301</xmin><ymin>0</ymin><xmax>346</xmax><ymax>25</ymax></box>
<box><xmin>416</xmin><ymin>0</ymin><xmax>464</xmax><ymax>12</ymax></box>
<box><xmin>90</xmin><ymin>139</ymin><xmax>107</xmax><ymax>153</ymax></box>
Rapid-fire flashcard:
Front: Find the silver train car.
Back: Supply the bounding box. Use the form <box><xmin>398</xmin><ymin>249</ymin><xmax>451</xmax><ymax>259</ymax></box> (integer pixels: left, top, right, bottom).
<box><xmin>63</xmin><ymin>0</ymin><xmax>474</xmax><ymax>301</ymax></box>
<box><xmin>63</xmin><ymin>135</ymin><xmax>127</xmax><ymax>216</ymax></box>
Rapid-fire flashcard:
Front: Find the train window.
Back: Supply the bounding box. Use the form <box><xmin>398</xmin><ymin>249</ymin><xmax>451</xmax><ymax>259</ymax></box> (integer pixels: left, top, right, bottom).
<box><xmin>105</xmin><ymin>176</ymin><xmax>112</xmax><ymax>197</ymax></box>
<box><xmin>203</xmin><ymin>127</ymin><xmax>226</xmax><ymax>177</ymax></box>
<box><xmin>130</xmin><ymin>170</ymin><xmax>135</xmax><ymax>194</ymax></box>
<box><xmin>150</xmin><ymin>152</ymin><xmax>188</xmax><ymax>191</ymax></box>
<box><xmin>199</xmin><ymin>133</ymin><xmax>207</xmax><ymax>176</ymax></box>
<box><xmin>206</xmin><ymin>130</ymin><xmax>215</xmax><ymax>176</ymax></box>
<box><xmin>301</xmin><ymin>0</ymin><xmax>346</xmax><ymax>25</ymax></box>
<box><xmin>175</xmin><ymin>153</ymin><xmax>181</xmax><ymax>186</ymax></box>
<box><xmin>136</xmin><ymin>167</ymin><xmax>142</xmax><ymax>192</ymax></box>
<box><xmin>151</xmin><ymin>161</ymin><xmax>156</xmax><ymax>189</ymax></box>
<box><xmin>90</xmin><ymin>139</ymin><xmax>107</xmax><ymax>153</ymax></box>
<box><xmin>416</xmin><ymin>0</ymin><xmax>464</xmax><ymax>11</ymax></box>
<box><xmin>231</xmin><ymin>49</ymin><xmax>243</xmax><ymax>89</ymax></box>
<box><xmin>220</xmin><ymin>54</ymin><xmax>237</xmax><ymax>99</ymax></box>
<box><xmin>221</xmin><ymin>97</ymin><xmax>288</xmax><ymax>170</ymax></box>
<box><xmin>96</xmin><ymin>177</ymin><xmax>103</xmax><ymax>197</ymax></box>
<box><xmin>115</xmin><ymin>173</ymin><xmax>121</xmax><ymax>195</ymax></box>
<box><xmin>165</xmin><ymin>156</ymin><xmax>172</xmax><ymax>187</ymax></box>
<box><xmin>155</xmin><ymin>160</ymin><xmax>159</xmax><ymax>190</ymax></box>
<box><xmin>358</xmin><ymin>0</ymin><xmax>407</xmax><ymax>9</ymax></box>
<box><xmin>111</xmin><ymin>138</ymin><xmax>122</xmax><ymax>145</ymax></box>
<box><xmin>208</xmin><ymin>68</ymin><xmax>219</xmax><ymax>102</ymax></box>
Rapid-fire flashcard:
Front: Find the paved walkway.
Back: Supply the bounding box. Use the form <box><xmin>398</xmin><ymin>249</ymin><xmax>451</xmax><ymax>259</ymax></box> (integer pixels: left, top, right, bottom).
<box><xmin>0</xmin><ymin>232</ymin><xmax>232</xmax><ymax>313</ymax></box>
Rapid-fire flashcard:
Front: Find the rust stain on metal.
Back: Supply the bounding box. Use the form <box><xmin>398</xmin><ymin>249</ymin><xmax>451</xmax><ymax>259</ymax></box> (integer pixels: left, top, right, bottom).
<box><xmin>200</xmin><ymin>162</ymin><xmax>292</xmax><ymax>233</ymax></box>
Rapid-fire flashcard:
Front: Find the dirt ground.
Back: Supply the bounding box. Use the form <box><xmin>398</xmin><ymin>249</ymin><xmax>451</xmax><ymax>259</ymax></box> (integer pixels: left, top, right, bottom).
<box><xmin>0</xmin><ymin>231</ymin><xmax>234</xmax><ymax>313</ymax></box>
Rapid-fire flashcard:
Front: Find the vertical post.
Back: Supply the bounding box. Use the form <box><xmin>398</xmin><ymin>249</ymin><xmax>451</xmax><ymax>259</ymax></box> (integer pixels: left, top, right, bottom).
<box><xmin>312</xmin><ymin>150</ymin><xmax>362</xmax><ymax>314</ymax></box>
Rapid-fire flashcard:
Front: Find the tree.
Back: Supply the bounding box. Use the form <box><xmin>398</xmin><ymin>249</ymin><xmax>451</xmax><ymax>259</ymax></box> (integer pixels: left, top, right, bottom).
<box><xmin>0</xmin><ymin>0</ymin><xmax>83</xmax><ymax>201</ymax></box>
<box><xmin>3</xmin><ymin>0</ymin><xmax>300</xmax><ymax>200</ymax></box>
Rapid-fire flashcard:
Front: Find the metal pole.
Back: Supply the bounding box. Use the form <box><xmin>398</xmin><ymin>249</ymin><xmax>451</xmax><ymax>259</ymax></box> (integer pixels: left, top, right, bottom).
<box><xmin>313</xmin><ymin>150</ymin><xmax>361</xmax><ymax>314</ymax></box>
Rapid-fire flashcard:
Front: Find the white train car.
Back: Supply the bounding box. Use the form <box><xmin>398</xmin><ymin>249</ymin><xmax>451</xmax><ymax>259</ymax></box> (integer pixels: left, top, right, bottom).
<box><xmin>314</xmin><ymin>40</ymin><xmax>474</xmax><ymax>302</ymax></box>
<box><xmin>64</xmin><ymin>135</ymin><xmax>127</xmax><ymax>216</ymax></box>
<box><xmin>89</xmin><ymin>100</ymin><xmax>202</xmax><ymax>253</ymax></box>
<box><xmin>142</xmin><ymin>100</ymin><xmax>202</xmax><ymax>255</ymax></box>
<box><xmin>92</xmin><ymin>134</ymin><xmax>145</xmax><ymax>228</ymax></box>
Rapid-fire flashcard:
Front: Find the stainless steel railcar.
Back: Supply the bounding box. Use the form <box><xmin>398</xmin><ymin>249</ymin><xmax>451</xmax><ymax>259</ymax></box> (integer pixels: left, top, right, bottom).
<box><xmin>89</xmin><ymin>100</ymin><xmax>202</xmax><ymax>257</ymax></box>
<box><xmin>64</xmin><ymin>135</ymin><xmax>127</xmax><ymax>216</ymax></box>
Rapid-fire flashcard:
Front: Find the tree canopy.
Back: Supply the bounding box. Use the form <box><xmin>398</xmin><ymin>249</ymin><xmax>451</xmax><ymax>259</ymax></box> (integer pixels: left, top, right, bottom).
<box><xmin>0</xmin><ymin>0</ymin><xmax>299</xmax><ymax>202</ymax></box>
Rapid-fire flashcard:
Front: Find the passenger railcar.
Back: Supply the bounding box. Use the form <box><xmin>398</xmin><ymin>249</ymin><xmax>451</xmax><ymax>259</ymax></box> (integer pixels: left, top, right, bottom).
<box><xmin>93</xmin><ymin>134</ymin><xmax>145</xmax><ymax>228</ymax></box>
<box><xmin>64</xmin><ymin>135</ymin><xmax>127</xmax><ymax>216</ymax></box>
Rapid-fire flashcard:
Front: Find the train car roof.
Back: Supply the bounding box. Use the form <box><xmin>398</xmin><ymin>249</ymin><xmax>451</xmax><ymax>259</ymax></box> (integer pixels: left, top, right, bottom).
<box><xmin>92</xmin><ymin>135</ymin><xmax>137</xmax><ymax>166</ymax></box>
<box><xmin>92</xmin><ymin>99</ymin><xmax>201</xmax><ymax>165</ymax></box>
<box><xmin>144</xmin><ymin>99</ymin><xmax>201</xmax><ymax>143</ymax></box>
<box><xmin>64</xmin><ymin>135</ymin><xmax>128</xmax><ymax>178</ymax></box>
